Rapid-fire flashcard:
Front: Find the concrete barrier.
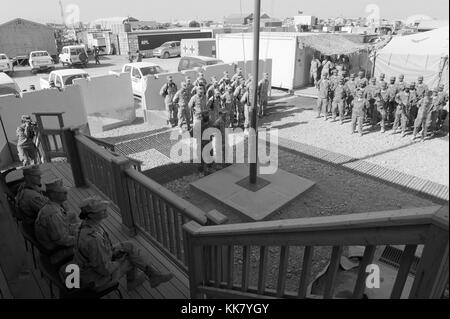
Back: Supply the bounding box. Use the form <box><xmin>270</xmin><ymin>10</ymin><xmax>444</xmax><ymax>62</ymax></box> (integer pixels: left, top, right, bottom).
<box><xmin>0</xmin><ymin>86</ymin><xmax>88</xmax><ymax>167</ymax></box>
<box><xmin>74</xmin><ymin>73</ymin><xmax>136</xmax><ymax>134</ymax></box>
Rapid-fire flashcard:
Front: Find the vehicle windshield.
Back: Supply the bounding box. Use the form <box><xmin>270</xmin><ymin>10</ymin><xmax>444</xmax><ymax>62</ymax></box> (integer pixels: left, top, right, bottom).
<box><xmin>31</xmin><ymin>52</ymin><xmax>49</xmax><ymax>57</ymax></box>
<box><xmin>0</xmin><ymin>86</ymin><xmax>19</xmax><ymax>96</ymax></box>
<box><xmin>70</xmin><ymin>48</ymin><xmax>85</xmax><ymax>55</ymax></box>
<box><xmin>206</xmin><ymin>60</ymin><xmax>220</xmax><ymax>65</ymax></box>
<box><xmin>63</xmin><ymin>74</ymin><xmax>88</xmax><ymax>85</ymax></box>
<box><xmin>0</xmin><ymin>55</ymin><xmax>7</xmax><ymax>60</ymax></box>
<box><xmin>160</xmin><ymin>42</ymin><xmax>171</xmax><ymax>48</ymax></box>
<box><xmin>140</xmin><ymin>66</ymin><xmax>163</xmax><ymax>76</ymax></box>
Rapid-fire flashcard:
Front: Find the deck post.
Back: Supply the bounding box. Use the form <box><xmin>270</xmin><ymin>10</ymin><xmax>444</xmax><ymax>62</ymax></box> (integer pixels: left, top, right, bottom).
<box><xmin>111</xmin><ymin>158</ymin><xmax>137</xmax><ymax>237</ymax></box>
<box><xmin>62</xmin><ymin>127</ymin><xmax>85</xmax><ymax>187</ymax></box>
<box><xmin>183</xmin><ymin>222</ymin><xmax>204</xmax><ymax>299</ymax></box>
<box><xmin>409</xmin><ymin>207</ymin><xmax>449</xmax><ymax>299</ymax></box>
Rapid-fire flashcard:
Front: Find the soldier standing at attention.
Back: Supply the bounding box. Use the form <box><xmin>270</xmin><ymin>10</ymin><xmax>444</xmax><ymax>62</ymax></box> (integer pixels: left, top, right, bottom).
<box><xmin>231</xmin><ymin>68</ymin><xmax>244</xmax><ymax>87</ymax></box>
<box><xmin>408</xmin><ymin>83</ymin><xmax>419</xmax><ymax>128</ymax></box>
<box><xmin>393</xmin><ymin>85</ymin><xmax>411</xmax><ymax>137</ymax></box>
<box><xmin>350</xmin><ymin>89</ymin><xmax>368</xmax><ymax>136</ymax></box>
<box><xmin>233</xmin><ymin>79</ymin><xmax>247</xmax><ymax>126</ymax></box>
<box><xmin>386</xmin><ymin>76</ymin><xmax>398</xmax><ymax>126</ymax></box>
<box><xmin>332</xmin><ymin>77</ymin><xmax>347</xmax><ymax>124</ymax></box>
<box><xmin>427</xmin><ymin>88</ymin><xmax>440</xmax><ymax>136</ymax></box>
<box><xmin>240</xmin><ymin>83</ymin><xmax>254</xmax><ymax>131</ymax></box>
<box><xmin>35</xmin><ymin>180</ymin><xmax>80</xmax><ymax>265</ymax></box>
<box><xmin>345</xmin><ymin>73</ymin><xmax>358</xmax><ymax>116</ymax></box>
<box><xmin>436</xmin><ymin>84</ymin><xmax>449</xmax><ymax>132</ymax></box>
<box><xmin>258</xmin><ymin>73</ymin><xmax>270</xmax><ymax>118</ymax></box>
<box><xmin>397</xmin><ymin>74</ymin><xmax>407</xmax><ymax>92</ymax></box>
<box><xmin>189</xmin><ymin>87</ymin><xmax>208</xmax><ymax>127</ymax></box>
<box><xmin>365</xmin><ymin>78</ymin><xmax>378</xmax><ymax>127</ymax></box>
<box><xmin>14</xmin><ymin>166</ymin><xmax>49</xmax><ymax>228</ymax></box>
<box><xmin>173</xmin><ymin>82</ymin><xmax>191</xmax><ymax>133</ymax></box>
<box><xmin>416</xmin><ymin>75</ymin><xmax>428</xmax><ymax>100</ymax></box>
<box><xmin>160</xmin><ymin>76</ymin><xmax>178</xmax><ymax>127</ymax></box>
<box><xmin>355</xmin><ymin>71</ymin><xmax>368</xmax><ymax>89</ymax></box>
<box><xmin>218</xmin><ymin>71</ymin><xmax>231</xmax><ymax>93</ymax></box>
<box><xmin>222</xmin><ymin>85</ymin><xmax>235</xmax><ymax>127</ymax></box>
<box><xmin>185</xmin><ymin>76</ymin><xmax>195</xmax><ymax>122</ymax></box>
<box><xmin>193</xmin><ymin>72</ymin><xmax>208</xmax><ymax>92</ymax></box>
<box><xmin>376</xmin><ymin>82</ymin><xmax>390</xmax><ymax>133</ymax></box>
<box><xmin>412</xmin><ymin>90</ymin><xmax>434</xmax><ymax>141</ymax></box>
<box><xmin>207</xmin><ymin>78</ymin><xmax>219</xmax><ymax>100</ymax></box>
<box><xmin>310</xmin><ymin>56</ymin><xmax>321</xmax><ymax>86</ymax></box>
<box><xmin>316</xmin><ymin>73</ymin><xmax>331</xmax><ymax>120</ymax></box>
<box><xmin>378</xmin><ymin>73</ymin><xmax>387</xmax><ymax>89</ymax></box>
<box><xmin>207</xmin><ymin>89</ymin><xmax>222</xmax><ymax>124</ymax></box>
<box><xmin>74</xmin><ymin>197</ymin><xmax>173</xmax><ymax>291</ymax></box>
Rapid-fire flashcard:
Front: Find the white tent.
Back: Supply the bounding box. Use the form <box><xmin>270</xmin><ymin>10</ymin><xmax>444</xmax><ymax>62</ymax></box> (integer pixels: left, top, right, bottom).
<box><xmin>374</xmin><ymin>26</ymin><xmax>449</xmax><ymax>92</ymax></box>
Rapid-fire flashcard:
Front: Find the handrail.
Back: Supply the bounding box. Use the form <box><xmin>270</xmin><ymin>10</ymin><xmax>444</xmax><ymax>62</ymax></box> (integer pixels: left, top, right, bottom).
<box><xmin>75</xmin><ymin>134</ymin><xmax>128</xmax><ymax>164</ymax></box>
<box><xmin>125</xmin><ymin>168</ymin><xmax>207</xmax><ymax>225</ymax></box>
<box><xmin>183</xmin><ymin>206</ymin><xmax>449</xmax><ymax>299</ymax></box>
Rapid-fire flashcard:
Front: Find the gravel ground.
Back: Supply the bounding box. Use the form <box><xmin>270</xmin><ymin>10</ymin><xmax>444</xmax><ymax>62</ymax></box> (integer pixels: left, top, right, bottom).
<box><xmin>163</xmin><ymin>146</ymin><xmax>436</xmax><ymax>294</ymax></box>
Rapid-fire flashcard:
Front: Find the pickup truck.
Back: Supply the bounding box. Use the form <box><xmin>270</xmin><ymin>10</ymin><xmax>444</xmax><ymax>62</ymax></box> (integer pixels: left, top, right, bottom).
<box><xmin>110</xmin><ymin>62</ymin><xmax>166</xmax><ymax>97</ymax></box>
<box><xmin>0</xmin><ymin>53</ymin><xmax>13</xmax><ymax>74</ymax></box>
<box><xmin>29</xmin><ymin>51</ymin><xmax>54</xmax><ymax>74</ymax></box>
<box><xmin>40</xmin><ymin>69</ymin><xmax>89</xmax><ymax>89</ymax></box>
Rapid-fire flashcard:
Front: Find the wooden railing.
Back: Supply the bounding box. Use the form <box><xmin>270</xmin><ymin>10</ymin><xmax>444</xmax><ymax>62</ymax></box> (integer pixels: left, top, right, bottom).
<box><xmin>183</xmin><ymin>206</ymin><xmax>449</xmax><ymax>299</ymax></box>
<box><xmin>34</xmin><ymin>112</ymin><xmax>66</xmax><ymax>162</ymax></box>
<box><xmin>125</xmin><ymin>169</ymin><xmax>227</xmax><ymax>271</ymax></box>
<box><xmin>63</xmin><ymin>127</ymin><xmax>228</xmax><ymax>271</ymax></box>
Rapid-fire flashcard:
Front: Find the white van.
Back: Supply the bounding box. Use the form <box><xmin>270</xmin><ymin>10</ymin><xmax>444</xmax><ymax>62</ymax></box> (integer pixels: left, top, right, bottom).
<box><xmin>59</xmin><ymin>45</ymin><xmax>89</xmax><ymax>67</ymax></box>
<box><xmin>0</xmin><ymin>72</ymin><xmax>21</xmax><ymax>96</ymax></box>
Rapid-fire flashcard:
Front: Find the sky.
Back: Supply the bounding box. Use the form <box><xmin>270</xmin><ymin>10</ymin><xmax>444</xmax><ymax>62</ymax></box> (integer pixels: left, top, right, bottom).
<box><xmin>1</xmin><ymin>0</ymin><xmax>449</xmax><ymax>25</ymax></box>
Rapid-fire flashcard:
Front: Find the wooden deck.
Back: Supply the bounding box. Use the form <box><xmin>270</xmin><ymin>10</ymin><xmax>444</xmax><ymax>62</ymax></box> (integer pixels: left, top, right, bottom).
<box><xmin>0</xmin><ymin>162</ymin><xmax>189</xmax><ymax>299</ymax></box>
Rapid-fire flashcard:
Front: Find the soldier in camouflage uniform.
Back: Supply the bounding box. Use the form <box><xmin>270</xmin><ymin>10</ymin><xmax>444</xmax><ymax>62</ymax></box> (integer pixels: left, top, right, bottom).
<box><xmin>365</xmin><ymin>78</ymin><xmax>378</xmax><ymax>126</ymax></box>
<box><xmin>412</xmin><ymin>90</ymin><xmax>434</xmax><ymax>141</ymax></box>
<box><xmin>173</xmin><ymin>82</ymin><xmax>191</xmax><ymax>132</ymax></box>
<box><xmin>34</xmin><ymin>179</ymin><xmax>80</xmax><ymax>264</ymax></box>
<box><xmin>159</xmin><ymin>76</ymin><xmax>178</xmax><ymax>127</ymax></box>
<box><xmin>74</xmin><ymin>197</ymin><xmax>173</xmax><ymax>291</ymax></box>
<box><xmin>218</xmin><ymin>71</ymin><xmax>232</xmax><ymax>93</ymax></box>
<box><xmin>258</xmin><ymin>73</ymin><xmax>270</xmax><ymax>117</ymax></box>
<box><xmin>193</xmin><ymin>72</ymin><xmax>208</xmax><ymax>92</ymax></box>
<box><xmin>331</xmin><ymin>77</ymin><xmax>347</xmax><ymax>124</ymax></box>
<box><xmin>408</xmin><ymin>82</ymin><xmax>419</xmax><ymax>128</ymax></box>
<box><xmin>344</xmin><ymin>73</ymin><xmax>358</xmax><ymax>116</ymax></box>
<box><xmin>350</xmin><ymin>89</ymin><xmax>368</xmax><ymax>136</ymax></box>
<box><xmin>221</xmin><ymin>85</ymin><xmax>235</xmax><ymax>128</ymax></box>
<box><xmin>207</xmin><ymin>89</ymin><xmax>222</xmax><ymax>124</ymax></box>
<box><xmin>375</xmin><ymin>82</ymin><xmax>390</xmax><ymax>133</ymax></box>
<box><xmin>393</xmin><ymin>85</ymin><xmax>412</xmax><ymax>137</ymax></box>
<box><xmin>415</xmin><ymin>76</ymin><xmax>429</xmax><ymax>100</ymax></box>
<box><xmin>355</xmin><ymin>71</ymin><xmax>368</xmax><ymax>89</ymax></box>
<box><xmin>233</xmin><ymin>79</ymin><xmax>247</xmax><ymax>126</ymax></box>
<box><xmin>316</xmin><ymin>73</ymin><xmax>331</xmax><ymax>120</ymax></box>
<box><xmin>436</xmin><ymin>84</ymin><xmax>449</xmax><ymax>132</ymax></box>
<box><xmin>207</xmin><ymin>78</ymin><xmax>219</xmax><ymax>100</ymax></box>
<box><xmin>386</xmin><ymin>77</ymin><xmax>399</xmax><ymax>126</ymax></box>
<box><xmin>397</xmin><ymin>74</ymin><xmax>407</xmax><ymax>92</ymax></box>
<box><xmin>15</xmin><ymin>166</ymin><xmax>49</xmax><ymax>227</ymax></box>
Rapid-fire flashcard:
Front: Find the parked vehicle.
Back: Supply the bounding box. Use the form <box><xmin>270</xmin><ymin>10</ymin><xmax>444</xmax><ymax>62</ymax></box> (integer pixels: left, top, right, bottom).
<box><xmin>0</xmin><ymin>72</ymin><xmax>21</xmax><ymax>96</ymax></box>
<box><xmin>0</xmin><ymin>54</ymin><xmax>14</xmax><ymax>74</ymax></box>
<box><xmin>29</xmin><ymin>51</ymin><xmax>54</xmax><ymax>74</ymax></box>
<box><xmin>177</xmin><ymin>56</ymin><xmax>223</xmax><ymax>72</ymax></box>
<box><xmin>58</xmin><ymin>45</ymin><xmax>89</xmax><ymax>67</ymax></box>
<box><xmin>112</xmin><ymin>62</ymin><xmax>166</xmax><ymax>97</ymax></box>
<box><xmin>40</xmin><ymin>69</ymin><xmax>89</xmax><ymax>89</ymax></box>
<box><xmin>153</xmin><ymin>41</ymin><xmax>181</xmax><ymax>59</ymax></box>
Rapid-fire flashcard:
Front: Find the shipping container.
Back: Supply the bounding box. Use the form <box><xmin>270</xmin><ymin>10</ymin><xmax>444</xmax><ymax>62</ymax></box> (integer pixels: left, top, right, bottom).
<box><xmin>216</xmin><ymin>32</ymin><xmax>314</xmax><ymax>90</ymax></box>
<box><xmin>180</xmin><ymin>38</ymin><xmax>217</xmax><ymax>58</ymax></box>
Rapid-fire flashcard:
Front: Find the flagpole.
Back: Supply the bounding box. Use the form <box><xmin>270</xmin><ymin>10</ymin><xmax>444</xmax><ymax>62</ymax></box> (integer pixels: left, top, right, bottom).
<box><xmin>250</xmin><ymin>0</ymin><xmax>261</xmax><ymax>184</ymax></box>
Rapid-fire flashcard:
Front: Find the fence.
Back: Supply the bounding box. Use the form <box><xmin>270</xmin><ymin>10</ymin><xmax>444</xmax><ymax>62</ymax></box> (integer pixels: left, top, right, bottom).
<box><xmin>183</xmin><ymin>206</ymin><xmax>449</xmax><ymax>299</ymax></box>
<box><xmin>63</xmin><ymin>127</ymin><xmax>227</xmax><ymax>271</ymax></box>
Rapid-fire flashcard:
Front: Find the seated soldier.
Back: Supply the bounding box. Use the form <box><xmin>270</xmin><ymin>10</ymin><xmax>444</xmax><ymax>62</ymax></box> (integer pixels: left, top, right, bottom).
<box><xmin>35</xmin><ymin>179</ymin><xmax>80</xmax><ymax>264</ymax></box>
<box><xmin>15</xmin><ymin>165</ymin><xmax>49</xmax><ymax>228</ymax></box>
<box><xmin>74</xmin><ymin>197</ymin><xmax>174</xmax><ymax>291</ymax></box>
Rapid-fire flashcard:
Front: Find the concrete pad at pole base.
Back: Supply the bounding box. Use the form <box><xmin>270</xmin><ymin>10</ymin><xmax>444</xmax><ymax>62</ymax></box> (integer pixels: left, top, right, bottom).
<box><xmin>190</xmin><ymin>164</ymin><xmax>315</xmax><ymax>221</ymax></box>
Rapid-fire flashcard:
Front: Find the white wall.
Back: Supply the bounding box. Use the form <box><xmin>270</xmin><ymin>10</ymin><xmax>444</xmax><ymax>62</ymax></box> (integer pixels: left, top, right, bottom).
<box><xmin>0</xmin><ymin>86</ymin><xmax>88</xmax><ymax>167</ymax></box>
<box><xmin>217</xmin><ymin>33</ymin><xmax>297</xmax><ymax>89</ymax></box>
<box><xmin>73</xmin><ymin>73</ymin><xmax>136</xmax><ymax>133</ymax></box>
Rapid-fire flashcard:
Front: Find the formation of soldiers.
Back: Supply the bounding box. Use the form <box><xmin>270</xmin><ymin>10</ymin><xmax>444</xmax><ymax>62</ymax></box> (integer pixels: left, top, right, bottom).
<box><xmin>14</xmin><ymin>165</ymin><xmax>173</xmax><ymax>291</ymax></box>
<box><xmin>160</xmin><ymin>68</ymin><xmax>271</xmax><ymax>132</ymax></box>
<box><xmin>316</xmin><ymin>70</ymin><xmax>449</xmax><ymax>140</ymax></box>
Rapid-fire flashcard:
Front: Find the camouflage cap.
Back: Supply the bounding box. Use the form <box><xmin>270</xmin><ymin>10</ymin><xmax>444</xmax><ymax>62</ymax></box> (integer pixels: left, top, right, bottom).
<box><xmin>45</xmin><ymin>179</ymin><xmax>68</xmax><ymax>193</ymax></box>
<box><xmin>21</xmin><ymin>115</ymin><xmax>32</xmax><ymax>121</ymax></box>
<box><xmin>80</xmin><ymin>196</ymin><xmax>110</xmax><ymax>214</ymax></box>
<box><xmin>23</xmin><ymin>165</ymin><xmax>43</xmax><ymax>176</ymax></box>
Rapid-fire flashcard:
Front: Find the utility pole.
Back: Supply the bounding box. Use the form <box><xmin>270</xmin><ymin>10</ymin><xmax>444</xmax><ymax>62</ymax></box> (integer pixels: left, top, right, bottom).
<box><xmin>249</xmin><ymin>0</ymin><xmax>261</xmax><ymax>184</ymax></box>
